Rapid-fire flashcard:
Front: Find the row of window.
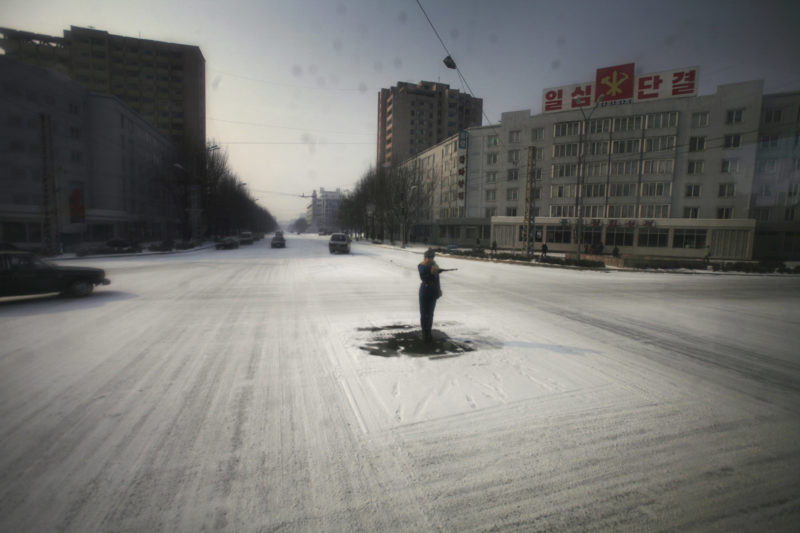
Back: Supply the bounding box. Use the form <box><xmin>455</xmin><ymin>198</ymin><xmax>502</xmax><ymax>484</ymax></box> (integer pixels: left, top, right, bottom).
<box><xmin>484</xmin><ymin>183</ymin><xmax>739</xmax><ymax>205</ymax></box>
<box><xmin>485</xmin><ymin>107</ymin><xmax>773</xmax><ymax>149</ymax></box>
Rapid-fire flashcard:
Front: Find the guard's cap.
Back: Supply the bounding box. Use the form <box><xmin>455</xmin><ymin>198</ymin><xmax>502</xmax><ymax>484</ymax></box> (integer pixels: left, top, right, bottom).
<box><xmin>424</xmin><ymin>248</ymin><xmax>435</xmax><ymax>258</ymax></box>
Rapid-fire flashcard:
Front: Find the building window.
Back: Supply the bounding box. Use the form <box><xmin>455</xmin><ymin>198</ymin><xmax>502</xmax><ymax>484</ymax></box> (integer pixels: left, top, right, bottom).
<box><xmin>487</xmin><ymin>152</ymin><xmax>498</xmax><ymax>165</ymax></box>
<box><xmin>487</xmin><ymin>135</ymin><xmax>498</xmax><ymax>146</ymax></box>
<box><xmin>552</xmin><ymin>163</ymin><xmax>578</xmax><ymax>177</ymax></box>
<box><xmin>507</xmin><ymin>168</ymin><xmax>519</xmax><ymax>181</ymax></box>
<box><xmin>687</xmin><ymin>160</ymin><xmax>705</xmax><ymax>175</ymax></box>
<box><xmin>554</xmin><ymin>121</ymin><xmax>581</xmax><ymax>137</ymax></box>
<box><xmin>506</xmin><ymin>207</ymin><xmax>517</xmax><ymax>216</ymax></box>
<box><xmin>673</xmin><ymin>229</ymin><xmax>706</xmax><ymax>248</ymax></box>
<box><xmin>610</xmin><ymin>160</ymin><xmax>639</xmax><ymax>176</ymax></box>
<box><xmin>531</xmin><ymin>127</ymin><xmax>544</xmax><ymax>141</ymax></box>
<box><xmin>759</xmin><ymin>135</ymin><xmax>779</xmax><ymax>149</ymax></box>
<box><xmin>584</xmin><ymin>183</ymin><xmax>606</xmax><ymax>197</ymax></box>
<box><xmin>764</xmin><ymin>109</ymin><xmax>782</xmax><ymax>123</ymax></box>
<box><xmin>641</xmin><ymin>182</ymin><xmax>671</xmax><ymax>197</ymax></box>
<box><xmin>685</xmin><ymin>184</ymin><xmax>701</xmax><ymax>198</ymax></box>
<box><xmin>506</xmin><ymin>188</ymin><xmax>518</xmax><ymax>201</ymax></box>
<box><xmin>726</xmin><ymin>109</ymin><xmax>744</xmax><ymax>124</ymax></box>
<box><xmin>609</xmin><ymin>183</ymin><xmax>636</xmax><ymax>197</ymax></box>
<box><xmin>588</xmin><ymin>118</ymin><xmax>611</xmax><ymax>134</ymax></box>
<box><xmin>718</xmin><ymin>183</ymin><xmax>736</xmax><ymax>198</ymax></box>
<box><xmin>485</xmin><ymin>207</ymin><xmax>497</xmax><ymax>217</ymax></box>
<box><xmin>721</xmin><ymin>158</ymin><xmax>739</xmax><ymax>174</ymax></box>
<box><xmin>550</xmin><ymin>184</ymin><xmax>576</xmax><ymax>198</ymax></box>
<box><xmin>645</xmin><ymin>111</ymin><xmax>678</xmax><ymax>129</ymax></box>
<box><xmin>691</xmin><ymin>111</ymin><xmax>710</xmax><ymax>128</ymax></box>
<box><xmin>683</xmin><ymin>207</ymin><xmax>700</xmax><ymax>218</ymax></box>
<box><xmin>638</xmin><ymin>228</ymin><xmax>669</xmax><ymax>247</ymax></box>
<box><xmin>486</xmin><ymin>171</ymin><xmax>497</xmax><ymax>183</ymax></box>
<box><xmin>587</xmin><ymin>141</ymin><xmax>609</xmax><ymax>156</ymax></box>
<box><xmin>553</xmin><ymin>143</ymin><xmax>580</xmax><ymax>157</ymax></box>
<box><xmin>613</xmin><ymin>139</ymin><xmax>641</xmax><ymax>154</ymax></box>
<box><xmin>531</xmin><ymin>146</ymin><xmax>544</xmax><ymax>161</ymax></box>
<box><xmin>689</xmin><ymin>136</ymin><xmax>706</xmax><ymax>152</ymax></box>
<box><xmin>640</xmin><ymin>204</ymin><xmax>670</xmax><ymax>218</ymax></box>
<box><xmin>606</xmin><ymin>227</ymin><xmax>634</xmax><ymax>246</ymax></box>
<box><xmin>509</xmin><ymin>130</ymin><xmax>520</xmax><ymax>143</ymax></box>
<box><xmin>508</xmin><ymin>149</ymin><xmax>520</xmax><ymax>164</ymax></box>
<box><xmin>717</xmin><ymin>207</ymin><xmax>734</xmax><ymax>219</ymax></box>
<box><xmin>642</xmin><ymin>159</ymin><xmax>674</xmax><ymax>174</ymax></box>
<box><xmin>607</xmin><ymin>204</ymin><xmax>636</xmax><ymax>217</ymax></box>
<box><xmin>645</xmin><ymin>135</ymin><xmax>676</xmax><ymax>152</ymax></box>
<box><xmin>547</xmin><ymin>225</ymin><xmax>572</xmax><ymax>243</ymax></box>
<box><xmin>757</xmin><ymin>159</ymin><xmax>777</xmax><ymax>173</ymax></box>
<box><xmin>485</xmin><ymin>189</ymin><xmax>496</xmax><ymax>201</ymax></box>
<box><xmin>550</xmin><ymin>205</ymin><xmax>576</xmax><ymax>217</ymax></box>
<box><xmin>586</xmin><ymin>162</ymin><xmax>608</xmax><ymax>177</ymax></box>
<box><xmin>614</xmin><ymin>115</ymin><xmax>643</xmax><ymax>132</ymax></box>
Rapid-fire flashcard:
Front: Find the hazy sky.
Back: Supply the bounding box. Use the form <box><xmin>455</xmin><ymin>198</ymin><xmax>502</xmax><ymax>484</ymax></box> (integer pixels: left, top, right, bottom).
<box><xmin>3</xmin><ymin>0</ymin><xmax>799</xmax><ymax>222</ymax></box>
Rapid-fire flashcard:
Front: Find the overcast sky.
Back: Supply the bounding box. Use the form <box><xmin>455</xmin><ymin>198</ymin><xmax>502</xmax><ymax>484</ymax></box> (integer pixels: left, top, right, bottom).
<box><xmin>3</xmin><ymin>0</ymin><xmax>799</xmax><ymax>222</ymax></box>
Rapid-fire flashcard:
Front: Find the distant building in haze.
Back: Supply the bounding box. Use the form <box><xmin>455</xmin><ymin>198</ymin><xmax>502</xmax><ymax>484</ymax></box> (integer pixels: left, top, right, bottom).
<box><xmin>306</xmin><ymin>188</ymin><xmax>345</xmax><ymax>233</ymax></box>
<box><xmin>377</xmin><ymin>81</ymin><xmax>482</xmax><ymax>168</ymax></box>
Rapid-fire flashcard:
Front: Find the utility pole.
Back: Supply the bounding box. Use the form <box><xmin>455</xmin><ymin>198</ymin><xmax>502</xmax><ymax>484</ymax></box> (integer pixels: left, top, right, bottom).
<box><xmin>40</xmin><ymin>113</ymin><xmax>59</xmax><ymax>255</ymax></box>
<box><xmin>574</xmin><ymin>95</ymin><xmax>604</xmax><ymax>262</ymax></box>
<box><xmin>525</xmin><ymin>146</ymin><xmax>537</xmax><ymax>260</ymax></box>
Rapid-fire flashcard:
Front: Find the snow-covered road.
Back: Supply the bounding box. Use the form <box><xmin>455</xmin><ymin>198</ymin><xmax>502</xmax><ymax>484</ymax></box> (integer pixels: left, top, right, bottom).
<box><xmin>2</xmin><ymin>234</ymin><xmax>799</xmax><ymax>531</ymax></box>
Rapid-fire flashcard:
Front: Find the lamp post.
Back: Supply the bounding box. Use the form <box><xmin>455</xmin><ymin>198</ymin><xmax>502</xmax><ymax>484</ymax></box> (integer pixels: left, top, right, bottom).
<box><xmin>575</xmin><ymin>95</ymin><xmax>604</xmax><ymax>262</ymax></box>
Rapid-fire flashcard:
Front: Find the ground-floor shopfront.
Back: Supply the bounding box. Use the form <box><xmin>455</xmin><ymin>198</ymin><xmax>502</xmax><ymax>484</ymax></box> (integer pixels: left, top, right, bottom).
<box><xmin>490</xmin><ymin>216</ymin><xmax>756</xmax><ymax>261</ymax></box>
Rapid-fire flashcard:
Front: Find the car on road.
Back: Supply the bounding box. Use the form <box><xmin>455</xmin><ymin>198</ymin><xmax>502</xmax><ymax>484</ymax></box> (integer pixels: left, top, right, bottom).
<box><xmin>76</xmin><ymin>239</ymin><xmax>141</xmax><ymax>256</ymax></box>
<box><xmin>328</xmin><ymin>233</ymin><xmax>351</xmax><ymax>254</ymax></box>
<box><xmin>239</xmin><ymin>231</ymin><xmax>254</xmax><ymax>245</ymax></box>
<box><xmin>271</xmin><ymin>231</ymin><xmax>286</xmax><ymax>248</ymax></box>
<box><xmin>0</xmin><ymin>251</ymin><xmax>110</xmax><ymax>297</ymax></box>
<box><xmin>215</xmin><ymin>237</ymin><xmax>239</xmax><ymax>250</ymax></box>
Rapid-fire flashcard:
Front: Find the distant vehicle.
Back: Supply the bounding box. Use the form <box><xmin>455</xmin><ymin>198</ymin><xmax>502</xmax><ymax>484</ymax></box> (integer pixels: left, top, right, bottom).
<box><xmin>76</xmin><ymin>239</ymin><xmax>141</xmax><ymax>256</ymax></box>
<box><xmin>215</xmin><ymin>237</ymin><xmax>239</xmax><ymax>250</ymax></box>
<box><xmin>0</xmin><ymin>251</ymin><xmax>110</xmax><ymax>297</ymax></box>
<box><xmin>329</xmin><ymin>233</ymin><xmax>351</xmax><ymax>254</ymax></box>
<box><xmin>239</xmin><ymin>231</ymin><xmax>254</xmax><ymax>245</ymax></box>
<box><xmin>271</xmin><ymin>231</ymin><xmax>286</xmax><ymax>248</ymax></box>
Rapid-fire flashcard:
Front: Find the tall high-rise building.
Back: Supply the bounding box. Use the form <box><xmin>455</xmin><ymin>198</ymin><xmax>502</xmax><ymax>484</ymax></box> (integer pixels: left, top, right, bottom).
<box><xmin>0</xmin><ymin>26</ymin><xmax>205</xmax><ymax>162</ymax></box>
<box><xmin>377</xmin><ymin>81</ymin><xmax>482</xmax><ymax>167</ymax></box>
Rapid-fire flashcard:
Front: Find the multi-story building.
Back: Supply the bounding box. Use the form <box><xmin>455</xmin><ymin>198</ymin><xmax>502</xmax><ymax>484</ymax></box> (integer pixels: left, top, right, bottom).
<box><xmin>377</xmin><ymin>81</ymin><xmax>482</xmax><ymax>167</ymax></box>
<box><xmin>403</xmin><ymin>65</ymin><xmax>799</xmax><ymax>261</ymax></box>
<box><xmin>0</xmin><ymin>26</ymin><xmax>205</xmax><ymax>166</ymax></box>
<box><xmin>0</xmin><ymin>56</ymin><xmax>178</xmax><ymax>251</ymax></box>
<box><xmin>751</xmin><ymin>92</ymin><xmax>800</xmax><ymax>259</ymax></box>
<box><xmin>306</xmin><ymin>188</ymin><xmax>345</xmax><ymax>233</ymax></box>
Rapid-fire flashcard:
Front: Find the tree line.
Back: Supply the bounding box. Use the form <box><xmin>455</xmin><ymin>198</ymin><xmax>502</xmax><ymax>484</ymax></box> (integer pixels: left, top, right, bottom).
<box><xmin>337</xmin><ymin>164</ymin><xmax>431</xmax><ymax>244</ymax></box>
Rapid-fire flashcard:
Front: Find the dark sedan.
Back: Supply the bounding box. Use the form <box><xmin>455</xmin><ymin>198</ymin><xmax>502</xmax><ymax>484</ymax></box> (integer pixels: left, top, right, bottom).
<box><xmin>0</xmin><ymin>251</ymin><xmax>110</xmax><ymax>297</ymax></box>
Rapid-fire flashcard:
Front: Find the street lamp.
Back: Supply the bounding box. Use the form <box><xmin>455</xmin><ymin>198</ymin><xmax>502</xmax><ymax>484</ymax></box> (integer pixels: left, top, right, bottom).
<box><xmin>575</xmin><ymin>95</ymin><xmax>604</xmax><ymax>262</ymax></box>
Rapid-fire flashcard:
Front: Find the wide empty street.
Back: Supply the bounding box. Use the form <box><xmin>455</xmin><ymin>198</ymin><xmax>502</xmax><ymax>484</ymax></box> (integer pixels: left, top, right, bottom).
<box><xmin>1</xmin><ymin>235</ymin><xmax>799</xmax><ymax>531</ymax></box>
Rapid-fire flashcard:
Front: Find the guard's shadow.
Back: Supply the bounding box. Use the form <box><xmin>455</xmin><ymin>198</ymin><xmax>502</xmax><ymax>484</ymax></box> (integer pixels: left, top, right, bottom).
<box><xmin>358</xmin><ymin>324</ymin><xmax>480</xmax><ymax>359</ymax></box>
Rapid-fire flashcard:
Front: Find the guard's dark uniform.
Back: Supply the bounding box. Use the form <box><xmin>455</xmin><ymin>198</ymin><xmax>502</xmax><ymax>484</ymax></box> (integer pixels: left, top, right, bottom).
<box><xmin>418</xmin><ymin>259</ymin><xmax>440</xmax><ymax>342</ymax></box>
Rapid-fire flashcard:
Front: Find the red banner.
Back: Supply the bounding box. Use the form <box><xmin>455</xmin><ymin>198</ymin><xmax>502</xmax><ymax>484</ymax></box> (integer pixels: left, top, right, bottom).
<box><xmin>595</xmin><ymin>63</ymin><xmax>635</xmax><ymax>103</ymax></box>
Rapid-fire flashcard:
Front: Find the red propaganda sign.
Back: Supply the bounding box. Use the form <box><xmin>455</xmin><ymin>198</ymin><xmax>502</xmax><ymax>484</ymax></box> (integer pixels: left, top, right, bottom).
<box><xmin>596</xmin><ymin>63</ymin><xmax>635</xmax><ymax>104</ymax></box>
<box><xmin>543</xmin><ymin>65</ymin><xmax>699</xmax><ymax>113</ymax></box>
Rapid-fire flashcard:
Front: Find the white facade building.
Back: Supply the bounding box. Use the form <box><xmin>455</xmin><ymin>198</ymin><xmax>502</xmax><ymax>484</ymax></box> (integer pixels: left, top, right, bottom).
<box><xmin>403</xmin><ymin>67</ymin><xmax>800</xmax><ymax>261</ymax></box>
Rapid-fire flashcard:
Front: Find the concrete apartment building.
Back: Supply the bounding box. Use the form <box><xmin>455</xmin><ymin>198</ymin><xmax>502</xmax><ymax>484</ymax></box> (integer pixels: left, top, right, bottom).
<box><xmin>377</xmin><ymin>81</ymin><xmax>482</xmax><ymax>167</ymax></box>
<box><xmin>0</xmin><ymin>26</ymin><xmax>205</xmax><ymax>167</ymax></box>
<box><xmin>402</xmin><ymin>64</ymin><xmax>800</xmax><ymax>261</ymax></box>
<box><xmin>0</xmin><ymin>56</ymin><xmax>179</xmax><ymax>251</ymax></box>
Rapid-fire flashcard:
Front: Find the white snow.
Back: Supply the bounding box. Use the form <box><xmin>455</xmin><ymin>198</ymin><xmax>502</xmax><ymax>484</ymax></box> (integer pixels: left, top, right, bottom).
<box><xmin>1</xmin><ymin>234</ymin><xmax>799</xmax><ymax>531</ymax></box>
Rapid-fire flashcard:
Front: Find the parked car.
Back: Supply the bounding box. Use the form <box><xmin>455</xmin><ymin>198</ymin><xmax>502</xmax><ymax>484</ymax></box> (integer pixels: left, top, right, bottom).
<box><xmin>271</xmin><ymin>231</ymin><xmax>286</xmax><ymax>248</ymax></box>
<box><xmin>239</xmin><ymin>231</ymin><xmax>254</xmax><ymax>245</ymax></box>
<box><xmin>329</xmin><ymin>233</ymin><xmax>351</xmax><ymax>254</ymax></box>
<box><xmin>215</xmin><ymin>237</ymin><xmax>239</xmax><ymax>250</ymax></box>
<box><xmin>0</xmin><ymin>251</ymin><xmax>110</xmax><ymax>297</ymax></box>
<box><xmin>76</xmin><ymin>239</ymin><xmax>141</xmax><ymax>256</ymax></box>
